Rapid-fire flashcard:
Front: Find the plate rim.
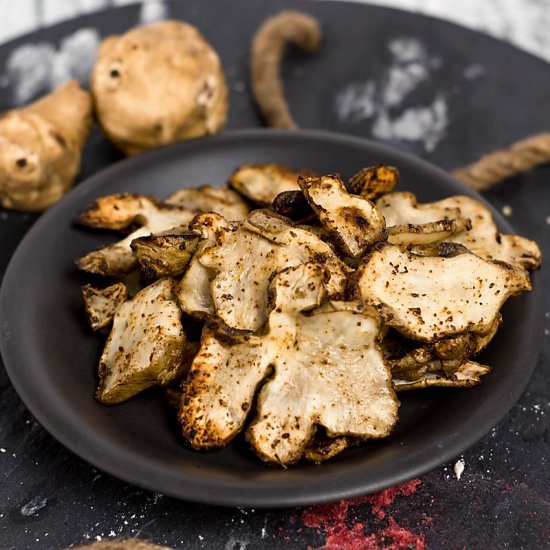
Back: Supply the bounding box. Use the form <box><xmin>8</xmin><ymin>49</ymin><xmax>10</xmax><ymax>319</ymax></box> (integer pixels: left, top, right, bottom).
<box><xmin>0</xmin><ymin>128</ymin><xmax>544</xmax><ymax>508</ymax></box>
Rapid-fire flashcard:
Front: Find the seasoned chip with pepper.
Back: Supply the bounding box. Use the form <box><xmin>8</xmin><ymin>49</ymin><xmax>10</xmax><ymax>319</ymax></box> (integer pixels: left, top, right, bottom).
<box><xmin>180</xmin><ymin>264</ymin><xmax>398</xmax><ymax>466</ymax></box>
<box><xmin>354</xmin><ymin>244</ymin><xmax>531</xmax><ymax>342</ymax></box>
<box><xmin>96</xmin><ymin>278</ymin><xmax>186</xmax><ymax>404</ymax></box>
<box><xmin>76</xmin><ymin>194</ymin><xmax>196</xmax><ymax>276</ymax></box>
<box><xmin>299</xmin><ymin>174</ymin><xmax>386</xmax><ymax>258</ymax></box>
<box><xmin>82</xmin><ymin>283</ymin><xmax>128</xmax><ymax>331</ymax></box>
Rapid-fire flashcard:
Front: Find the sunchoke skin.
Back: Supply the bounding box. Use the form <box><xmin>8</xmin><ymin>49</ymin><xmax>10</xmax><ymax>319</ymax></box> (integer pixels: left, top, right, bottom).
<box><xmin>92</xmin><ymin>21</ymin><xmax>228</xmax><ymax>155</ymax></box>
<box><xmin>0</xmin><ymin>80</ymin><xmax>92</xmax><ymax>212</ymax></box>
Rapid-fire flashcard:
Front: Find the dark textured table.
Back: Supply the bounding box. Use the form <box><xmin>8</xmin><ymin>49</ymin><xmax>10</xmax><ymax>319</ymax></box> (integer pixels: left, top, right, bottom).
<box><xmin>0</xmin><ymin>1</ymin><xmax>549</xmax><ymax>548</ymax></box>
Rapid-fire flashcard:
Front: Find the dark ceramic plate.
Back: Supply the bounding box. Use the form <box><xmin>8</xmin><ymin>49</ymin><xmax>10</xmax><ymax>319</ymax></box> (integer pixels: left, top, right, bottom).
<box><xmin>0</xmin><ymin>129</ymin><xmax>543</xmax><ymax>508</ymax></box>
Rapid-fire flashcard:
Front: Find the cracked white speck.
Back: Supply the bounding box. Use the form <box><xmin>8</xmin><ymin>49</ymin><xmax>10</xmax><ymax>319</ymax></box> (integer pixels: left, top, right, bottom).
<box><xmin>21</xmin><ymin>496</ymin><xmax>48</xmax><ymax>516</ymax></box>
<box><xmin>454</xmin><ymin>459</ymin><xmax>465</xmax><ymax>480</ymax></box>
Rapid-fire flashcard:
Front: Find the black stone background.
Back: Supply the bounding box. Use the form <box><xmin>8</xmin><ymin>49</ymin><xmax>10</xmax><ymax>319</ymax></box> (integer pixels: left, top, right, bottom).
<box><xmin>0</xmin><ymin>1</ymin><xmax>548</xmax><ymax>548</ymax></box>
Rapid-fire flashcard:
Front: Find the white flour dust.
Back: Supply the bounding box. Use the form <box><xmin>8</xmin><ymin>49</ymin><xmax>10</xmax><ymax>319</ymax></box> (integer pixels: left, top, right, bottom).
<box><xmin>372</xmin><ymin>95</ymin><xmax>448</xmax><ymax>153</ymax></box>
<box><xmin>2</xmin><ymin>28</ymin><xmax>100</xmax><ymax>105</ymax></box>
<box><xmin>335</xmin><ymin>37</ymin><xmax>448</xmax><ymax>152</ymax></box>
<box><xmin>335</xmin><ymin>81</ymin><xmax>376</xmax><ymax>123</ymax></box>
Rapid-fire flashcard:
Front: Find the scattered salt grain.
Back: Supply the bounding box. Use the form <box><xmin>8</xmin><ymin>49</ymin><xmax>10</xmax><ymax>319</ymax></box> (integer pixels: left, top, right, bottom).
<box><xmin>502</xmin><ymin>205</ymin><xmax>513</xmax><ymax>216</ymax></box>
<box><xmin>454</xmin><ymin>459</ymin><xmax>465</xmax><ymax>480</ymax></box>
<box><xmin>0</xmin><ymin>448</ymin><xmax>6</xmax><ymax>453</ymax></box>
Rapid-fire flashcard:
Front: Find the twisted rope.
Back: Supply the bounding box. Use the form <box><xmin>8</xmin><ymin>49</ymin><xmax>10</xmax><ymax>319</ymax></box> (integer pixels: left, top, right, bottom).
<box><xmin>251</xmin><ymin>10</ymin><xmax>321</xmax><ymax>129</ymax></box>
<box><xmin>452</xmin><ymin>132</ymin><xmax>550</xmax><ymax>190</ymax></box>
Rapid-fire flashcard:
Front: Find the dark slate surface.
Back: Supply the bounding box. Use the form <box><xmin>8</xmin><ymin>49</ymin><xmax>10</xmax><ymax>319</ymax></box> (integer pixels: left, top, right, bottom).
<box><xmin>0</xmin><ymin>1</ymin><xmax>549</xmax><ymax>548</ymax></box>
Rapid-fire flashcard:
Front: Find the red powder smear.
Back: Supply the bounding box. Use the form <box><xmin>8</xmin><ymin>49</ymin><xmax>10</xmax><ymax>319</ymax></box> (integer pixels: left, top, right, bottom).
<box><xmin>323</xmin><ymin>522</ymin><xmax>368</xmax><ymax>550</ymax></box>
<box><xmin>363</xmin><ymin>479</ymin><xmax>422</xmax><ymax>519</ymax></box>
<box><xmin>301</xmin><ymin>479</ymin><xmax>426</xmax><ymax>550</ymax></box>
<box><xmin>378</xmin><ymin>517</ymin><xmax>426</xmax><ymax>550</ymax></box>
<box><xmin>319</xmin><ymin>518</ymin><xmax>426</xmax><ymax>550</ymax></box>
<box><xmin>303</xmin><ymin>501</ymin><xmax>349</xmax><ymax>528</ymax></box>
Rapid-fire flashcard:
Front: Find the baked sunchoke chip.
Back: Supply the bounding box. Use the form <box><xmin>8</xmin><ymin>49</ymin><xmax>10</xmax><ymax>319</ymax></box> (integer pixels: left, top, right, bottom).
<box><xmin>180</xmin><ymin>264</ymin><xmax>398</xmax><ymax>466</ymax></box>
<box><xmin>179</xmin><ymin>209</ymin><xmax>349</xmax><ymax>331</ymax></box>
<box><xmin>386</xmin><ymin>317</ymin><xmax>499</xmax><ymax>390</ymax></box>
<box><xmin>377</xmin><ymin>193</ymin><xmax>541</xmax><ymax>269</ymax></box>
<box><xmin>91</xmin><ymin>21</ymin><xmax>228</xmax><ymax>155</ymax></box>
<box><xmin>97</xmin><ymin>278</ymin><xmax>186</xmax><ymax>404</ymax></box>
<box><xmin>0</xmin><ymin>80</ymin><xmax>92</xmax><ymax>212</ymax></box>
<box><xmin>377</xmin><ymin>192</ymin><xmax>471</xmax><ymax>246</ymax></box>
<box><xmin>304</xmin><ymin>434</ymin><xmax>352</xmax><ymax>463</ymax></box>
<box><xmin>299</xmin><ymin>174</ymin><xmax>386</xmax><ymax>258</ymax></box>
<box><xmin>394</xmin><ymin>360</ymin><xmax>491</xmax><ymax>391</ymax></box>
<box><xmin>76</xmin><ymin>194</ymin><xmax>196</xmax><ymax>275</ymax></box>
<box><xmin>273</xmin><ymin>166</ymin><xmax>399</xmax><ymax>224</ymax></box>
<box><xmin>442</xmin><ymin>195</ymin><xmax>541</xmax><ymax>270</ymax></box>
<box><xmin>354</xmin><ymin>243</ymin><xmax>531</xmax><ymax>342</ymax></box>
<box><xmin>272</xmin><ymin>190</ymin><xmax>315</xmax><ymax>223</ymax></box>
<box><xmin>165</xmin><ymin>186</ymin><xmax>250</xmax><ymax>221</ymax></box>
<box><xmin>347</xmin><ymin>165</ymin><xmax>400</xmax><ymax>200</ymax></box>
<box><xmin>229</xmin><ymin>163</ymin><xmax>311</xmax><ymax>206</ymax></box>
<box><xmin>131</xmin><ymin>230</ymin><xmax>201</xmax><ymax>279</ymax></box>
<box><xmin>82</xmin><ymin>283</ymin><xmax>128</xmax><ymax>331</ymax></box>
